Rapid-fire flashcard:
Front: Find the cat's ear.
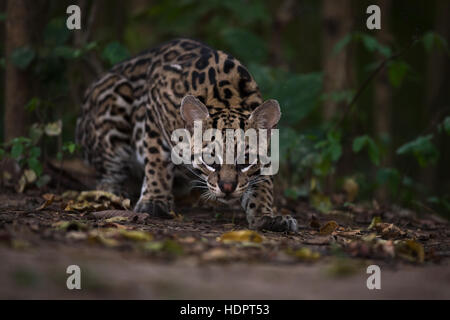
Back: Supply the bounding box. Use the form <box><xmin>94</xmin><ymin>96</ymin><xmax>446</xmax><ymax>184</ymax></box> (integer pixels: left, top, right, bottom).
<box><xmin>248</xmin><ymin>99</ymin><xmax>281</xmax><ymax>129</ymax></box>
<box><xmin>180</xmin><ymin>95</ymin><xmax>209</xmax><ymax>130</ymax></box>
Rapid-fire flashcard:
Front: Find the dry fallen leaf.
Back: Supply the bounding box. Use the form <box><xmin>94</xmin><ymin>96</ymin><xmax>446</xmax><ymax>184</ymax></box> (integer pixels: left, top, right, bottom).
<box><xmin>368</xmin><ymin>216</ymin><xmax>382</xmax><ymax>230</ymax></box>
<box><xmin>88</xmin><ymin>230</ymin><xmax>120</xmax><ymax>247</ymax></box>
<box><xmin>343</xmin><ymin>177</ymin><xmax>359</xmax><ymax>202</ymax></box>
<box><xmin>375</xmin><ymin>223</ymin><xmax>406</xmax><ymax>239</ymax></box>
<box><xmin>61</xmin><ymin>190</ymin><xmax>79</xmax><ymax>200</ymax></box>
<box><xmin>105</xmin><ymin>216</ymin><xmax>129</xmax><ymax>223</ymax></box>
<box><xmin>140</xmin><ymin>240</ymin><xmax>184</xmax><ymax>255</ymax></box>
<box><xmin>285</xmin><ymin>247</ymin><xmax>320</xmax><ymax>262</ymax></box>
<box><xmin>37</xmin><ymin>193</ymin><xmax>55</xmax><ymax>210</ymax></box>
<box><xmin>168</xmin><ymin>210</ymin><xmax>184</xmax><ymax>221</ymax></box>
<box><xmin>91</xmin><ymin>210</ymin><xmax>149</xmax><ymax>223</ymax></box>
<box><xmin>319</xmin><ymin>221</ymin><xmax>338</xmax><ymax>235</ymax></box>
<box><xmin>64</xmin><ymin>199</ymin><xmax>108</xmax><ymax>212</ymax></box>
<box><xmin>337</xmin><ymin>229</ymin><xmax>361</xmax><ymax>239</ymax></box>
<box><xmin>119</xmin><ymin>229</ymin><xmax>153</xmax><ymax>242</ymax></box>
<box><xmin>395</xmin><ymin>239</ymin><xmax>425</xmax><ymax>263</ymax></box>
<box><xmin>53</xmin><ymin>220</ymin><xmax>88</xmax><ymax>231</ymax></box>
<box><xmin>217</xmin><ymin>230</ymin><xmax>264</xmax><ymax>243</ymax></box>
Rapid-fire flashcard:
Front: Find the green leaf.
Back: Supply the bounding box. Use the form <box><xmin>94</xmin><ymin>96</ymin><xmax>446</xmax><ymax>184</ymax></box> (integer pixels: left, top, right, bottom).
<box><xmin>44</xmin><ymin>18</ymin><xmax>70</xmax><ymax>46</ymax></box>
<box><xmin>102</xmin><ymin>42</ymin><xmax>131</xmax><ymax>66</ymax></box>
<box><xmin>222</xmin><ymin>28</ymin><xmax>268</xmax><ymax>64</ymax></box>
<box><xmin>27</xmin><ymin>158</ymin><xmax>43</xmax><ymax>177</ymax></box>
<box><xmin>397</xmin><ymin>134</ymin><xmax>439</xmax><ymax>167</ymax></box>
<box><xmin>26</xmin><ymin>97</ymin><xmax>41</xmax><ymax>112</ymax></box>
<box><xmin>352</xmin><ymin>136</ymin><xmax>368</xmax><ymax>153</ymax></box>
<box><xmin>10</xmin><ymin>143</ymin><xmax>24</xmax><ymax>159</ymax></box>
<box><xmin>360</xmin><ymin>33</ymin><xmax>391</xmax><ymax>57</ymax></box>
<box><xmin>11</xmin><ymin>47</ymin><xmax>35</xmax><ymax>70</ymax></box>
<box><xmin>53</xmin><ymin>46</ymin><xmax>82</xmax><ymax>60</ymax></box>
<box><xmin>422</xmin><ymin>31</ymin><xmax>449</xmax><ymax>53</ymax></box>
<box><xmin>63</xmin><ymin>142</ymin><xmax>77</xmax><ymax>154</ymax></box>
<box><xmin>388</xmin><ymin>61</ymin><xmax>409</xmax><ymax>88</ymax></box>
<box><xmin>441</xmin><ymin>117</ymin><xmax>450</xmax><ymax>135</ymax></box>
<box><xmin>352</xmin><ymin>135</ymin><xmax>380</xmax><ymax>166</ymax></box>
<box><xmin>29</xmin><ymin>146</ymin><xmax>41</xmax><ymax>159</ymax></box>
<box><xmin>0</xmin><ymin>13</ymin><xmax>6</xmax><ymax>21</ymax></box>
<box><xmin>332</xmin><ymin>34</ymin><xmax>352</xmax><ymax>55</ymax></box>
<box><xmin>271</xmin><ymin>73</ymin><xmax>322</xmax><ymax>126</ymax></box>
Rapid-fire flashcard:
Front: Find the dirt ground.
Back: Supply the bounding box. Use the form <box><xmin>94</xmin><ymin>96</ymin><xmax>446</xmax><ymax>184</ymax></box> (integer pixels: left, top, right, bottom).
<box><xmin>1</xmin><ymin>181</ymin><xmax>450</xmax><ymax>299</ymax></box>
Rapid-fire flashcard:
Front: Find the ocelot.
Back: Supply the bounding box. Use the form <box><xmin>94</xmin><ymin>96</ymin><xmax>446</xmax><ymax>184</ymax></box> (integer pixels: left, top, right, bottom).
<box><xmin>76</xmin><ymin>38</ymin><xmax>298</xmax><ymax>232</ymax></box>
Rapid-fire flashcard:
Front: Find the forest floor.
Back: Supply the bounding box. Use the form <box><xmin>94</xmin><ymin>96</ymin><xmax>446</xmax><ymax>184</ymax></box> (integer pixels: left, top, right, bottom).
<box><xmin>0</xmin><ymin>161</ymin><xmax>449</xmax><ymax>299</ymax></box>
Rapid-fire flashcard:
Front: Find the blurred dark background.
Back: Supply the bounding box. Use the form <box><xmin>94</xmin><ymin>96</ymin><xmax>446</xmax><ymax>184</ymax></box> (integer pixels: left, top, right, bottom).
<box><xmin>0</xmin><ymin>0</ymin><xmax>449</xmax><ymax>217</ymax></box>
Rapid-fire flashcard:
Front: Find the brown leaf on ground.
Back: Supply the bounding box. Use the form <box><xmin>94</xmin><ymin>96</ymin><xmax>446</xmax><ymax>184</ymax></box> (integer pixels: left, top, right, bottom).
<box><xmin>343</xmin><ymin>178</ymin><xmax>359</xmax><ymax>202</ymax></box>
<box><xmin>368</xmin><ymin>216</ymin><xmax>382</xmax><ymax>230</ymax></box>
<box><xmin>285</xmin><ymin>247</ymin><xmax>321</xmax><ymax>262</ymax></box>
<box><xmin>91</xmin><ymin>210</ymin><xmax>149</xmax><ymax>223</ymax></box>
<box><xmin>78</xmin><ymin>190</ymin><xmax>129</xmax><ymax>209</ymax></box>
<box><xmin>53</xmin><ymin>220</ymin><xmax>88</xmax><ymax>231</ymax></box>
<box><xmin>395</xmin><ymin>240</ymin><xmax>425</xmax><ymax>263</ymax></box>
<box><xmin>64</xmin><ymin>199</ymin><xmax>108</xmax><ymax>212</ymax></box>
<box><xmin>337</xmin><ymin>229</ymin><xmax>361</xmax><ymax>239</ymax></box>
<box><xmin>218</xmin><ymin>230</ymin><xmax>264</xmax><ymax>244</ymax></box>
<box><xmin>319</xmin><ymin>221</ymin><xmax>338</xmax><ymax>235</ymax></box>
<box><xmin>61</xmin><ymin>190</ymin><xmax>79</xmax><ymax>200</ymax></box>
<box><xmin>375</xmin><ymin>223</ymin><xmax>406</xmax><ymax>239</ymax></box>
<box><xmin>37</xmin><ymin>193</ymin><xmax>56</xmax><ymax>210</ymax></box>
<box><xmin>119</xmin><ymin>229</ymin><xmax>153</xmax><ymax>242</ymax></box>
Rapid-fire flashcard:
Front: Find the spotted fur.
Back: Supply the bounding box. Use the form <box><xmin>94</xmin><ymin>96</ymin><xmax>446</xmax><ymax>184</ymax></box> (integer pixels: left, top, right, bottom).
<box><xmin>76</xmin><ymin>38</ymin><xmax>297</xmax><ymax>232</ymax></box>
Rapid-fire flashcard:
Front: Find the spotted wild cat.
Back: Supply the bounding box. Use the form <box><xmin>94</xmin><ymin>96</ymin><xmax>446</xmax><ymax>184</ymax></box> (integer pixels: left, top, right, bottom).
<box><xmin>76</xmin><ymin>38</ymin><xmax>297</xmax><ymax>232</ymax></box>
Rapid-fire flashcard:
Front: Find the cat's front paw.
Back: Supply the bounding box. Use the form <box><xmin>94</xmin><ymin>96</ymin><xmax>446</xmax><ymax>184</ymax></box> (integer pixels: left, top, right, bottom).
<box><xmin>134</xmin><ymin>199</ymin><xmax>173</xmax><ymax>219</ymax></box>
<box><xmin>253</xmin><ymin>214</ymin><xmax>298</xmax><ymax>233</ymax></box>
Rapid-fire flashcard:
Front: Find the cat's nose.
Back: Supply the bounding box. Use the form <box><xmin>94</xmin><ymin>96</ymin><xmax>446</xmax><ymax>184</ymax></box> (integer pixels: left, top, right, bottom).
<box><xmin>219</xmin><ymin>182</ymin><xmax>236</xmax><ymax>194</ymax></box>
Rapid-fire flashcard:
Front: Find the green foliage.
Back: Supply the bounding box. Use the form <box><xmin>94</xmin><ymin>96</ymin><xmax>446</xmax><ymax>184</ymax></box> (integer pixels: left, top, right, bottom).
<box><xmin>272</xmin><ymin>73</ymin><xmax>323</xmax><ymax>126</ymax></box>
<box><xmin>439</xmin><ymin>117</ymin><xmax>450</xmax><ymax>135</ymax></box>
<box><xmin>422</xmin><ymin>31</ymin><xmax>449</xmax><ymax>54</ymax></box>
<box><xmin>333</xmin><ymin>32</ymin><xmax>391</xmax><ymax>57</ymax></box>
<box><xmin>8</xmin><ymin>137</ymin><xmax>43</xmax><ymax>178</ymax></box>
<box><xmin>11</xmin><ymin>47</ymin><xmax>36</xmax><ymax>70</ymax></box>
<box><xmin>222</xmin><ymin>28</ymin><xmax>268</xmax><ymax>64</ymax></box>
<box><xmin>57</xmin><ymin>141</ymin><xmax>79</xmax><ymax>161</ymax></box>
<box><xmin>44</xmin><ymin>18</ymin><xmax>71</xmax><ymax>46</ymax></box>
<box><xmin>396</xmin><ymin>134</ymin><xmax>439</xmax><ymax>167</ymax></box>
<box><xmin>102</xmin><ymin>42</ymin><xmax>131</xmax><ymax>66</ymax></box>
<box><xmin>353</xmin><ymin>135</ymin><xmax>381</xmax><ymax>166</ymax></box>
<box><xmin>387</xmin><ymin>61</ymin><xmax>410</xmax><ymax>88</ymax></box>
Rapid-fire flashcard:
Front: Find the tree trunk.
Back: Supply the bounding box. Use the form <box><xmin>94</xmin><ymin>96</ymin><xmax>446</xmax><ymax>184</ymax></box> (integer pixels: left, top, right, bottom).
<box><xmin>423</xmin><ymin>0</ymin><xmax>450</xmax><ymax>194</ymax></box>
<box><xmin>321</xmin><ymin>0</ymin><xmax>353</xmax><ymax>193</ymax></box>
<box><xmin>270</xmin><ymin>0</ymin><xmax>296</xmax><ymax>68</ymax></box>
<box><xmin>4</xmin><ymin>0</ymin><xmax>32</xmax><ymax>142</ymax></box>
<box><xmin>321</xmin><ymin>0</ymin><xmax>353</xmax><ymax>121</ymax></box>
<box><xmin>374</xmin><ymin>0</ymin><xmax>393</xmax><ymax>203</ymax></box>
